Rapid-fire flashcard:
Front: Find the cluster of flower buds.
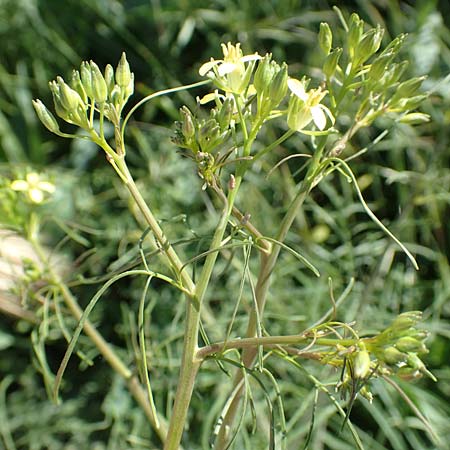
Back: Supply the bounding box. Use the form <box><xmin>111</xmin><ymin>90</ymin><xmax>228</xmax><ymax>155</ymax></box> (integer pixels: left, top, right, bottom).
<box><xmin>173</xmin><ymin>101</ymin><xmax>234</xmax><ymax>186</ymax></box>
<box><xmin>318</xmin><ymin>13</ymin><xmax>430</xmax><ymax>127</ymax></box>
<box><xmin>370</xmin><ymin>311</ymin><xmax>436</xmax><ymax>381</ymax></box>
<box><xmin>253</xmin><ymin>55</ymin><xmax>288</xmax><ymax>117</ymax></box>
<box><xmin>33</xmin><ymin>53</ymin><xmax>134</xmax><ymax>136</ymax></box>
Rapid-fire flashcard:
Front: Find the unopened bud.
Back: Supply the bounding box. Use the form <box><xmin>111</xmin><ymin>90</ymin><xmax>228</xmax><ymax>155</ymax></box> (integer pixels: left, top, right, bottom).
<box><xmin>80</xmin><ymin>61</ymin><xmax>93</xmax><ymax>98</ymax></box>
<box><xmin>391</xmin><ymin>311</ymin><xmax>422</xmax><ymax>331</ymax></box>
<box><xmin>396</xmin><ymin>337</ymin><xmax>427</xmax><ymax>353</ymax></box>
<box><xmin>57</xmin><ymin>76</ymin><xmax>85</xmax><ymax>112</ymax></box>
<box><xmin>254</xmin><ymin>55</ymin><xmax>275</xmax><ymax>94</ymax></box>
<box><xmin>70</xmin><ymin>70</ymin><xmax>88</xmax><ymax>104</ymax></box>
<box><xmin>399</xmin><ymin>113</ymin><xmax>430</xmax><ymax>124</ymax></box>
<box><xmin>319</xmin><ymin>22</ymin><xmax>332</xmax><ymax>55</ymax></box>
<box><xmin>383</xmin><ymin>346</ymin><xmax>407</xmax><ymax>365</ymax></box>
<box><xmin>180</xmin><ymin>106</ymin><xmax>195</xmax><ymax>139</ymax></box>
<box><xmin>396</xmin><ymin>77</ymin><xmax>426</xmax><ymax>99</ymax></box>
<box><xmin>323</xmin><ymin>47</ymin><xmax>342</xmax><ymax>78</ymax></box>
<box><xmin>368</xmin><ymin>51</ymin><xmax>394</xmax><ymax>81</ymax></box>
<box><xmin>104</xmin><ymin>64</ymin><xmax>115</xmax><ymax>96</ymax></box>
<box><xmin>354</xmin><ymin>25</ymin><xmax>384</xmax><ymax>66</ymax></box>
<box><xmin>32</xmin><ymin>99</ymin><xmax>60</xmax><ymax>134</ymax></box>
<box><xmin>90</xmin><ymin>61</ymin><xmax>108</xmax><ymax>103</ymax></box>
<box><xmin>353</xmin><ymin>348</ymin><xmax>371</xmax><ymax>379</ymax></box>
<box><xmin>116</xmin><ymin>52</ymin><xmax>132</xmax><ymax>88</ymax></box>
<box><xmin>347</xmin><ymin>13</ymin><xmax>364</xmax><ymax>57</ymax></box>
<box><xmin>268</xmin><ymin>63</ymin><xmax>288</xmax><ymax>106</ymax></box>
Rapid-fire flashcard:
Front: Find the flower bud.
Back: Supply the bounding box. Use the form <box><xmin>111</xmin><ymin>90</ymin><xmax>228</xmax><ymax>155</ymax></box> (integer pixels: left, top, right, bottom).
<box><xmin>354</xmin><ymin>25</ymin><xmax>384</xmax><ymax>66</ymax></box>
<box><xmin>397</xmin><ymin>367</ymin><xmax>421</xmax><ymax>381</ymax></box>
<box><xmin>399</xmin><ymin>113</ymin><xmax>430</xmax><ymax>124</ymax></box>
<box><xmin>384</xmin><ymin>61</ymin><xmax>409</xmax><ymax>87</ymax></box>
<box><xmin>116</xmin><ymin>52</ymin><xmax>132</xmax><ymax>88</ymax></box>
<box><xmin>383</xmin><ymin>346</ymin><xmax>407</xmax><ymax>365</ymax></box>
<box><xmin>254</xmin><ymin>55</ymin><xmax>275</xmax><ymax>94</ymax></box>
<box><xmin>104</xmin><ymin>64</ymin><xmax>115</xmax><ymax>96</ymax></box>
<box><xmin>391</xmin><ymin>310</ymin><xmax>422</xmax><ymax>331</ymax></box>
<box><xmin>323</xmin><ymin>47</ymin><xmax>342</xmax><ymax>78</ymax></box>
<box><xmin>90</xmin><ymin>61</ymin><xmax>108</xmax><ymax>104</ymax></box>
<box><xmin>180</xmin><ymin>106</ymin><xmax>195</xmax><ymax>139</ymax></box>
<box><xmin>49</xmin><ymin>81</ymin><xmax>69</xmax><ymax>120</ymax></box>
<box><xmin>407</xmin><ymin>353</ymin><xmax>437</xmax><ymax>381</ymax></box>
<box><xmin>217</xmin><ymin>97</ymin><xmax>233</xmax><ymax>131</ymax></box>
<box><xmin>395</xmin><ymin>77</ymin><xmax>426</xmax><ymax>99</ymax></box>
<box><xmin>368</xmin><ymin>51</ymin><xmax>394</xmax><ymax>82</ymax></box>
<box><xmin>319</xmin><ymin>22</ymin><xmax>332</xmax><ymax>55</ymax></box>
<box><xmin>70</xmin><ymin>70</ymin><xmax>88</xmax><ymax>104</ymax></box>
<box><xmin>80</xmin><ymin>61</ymin><xmax>93</xmax><ymax>98</ymax></box>
<box><xmin>347</xmin><ymin>13</ymin><xmax>364</xmax><ymax>57</ymax></box>
<box><xmin>396</xmin><ymin>337</ymin><xmax>427</xmax><ymax>353</ymax></box>
<box><xmin>268</xmin><ymin>63</ymin><xmax>288</xmax><ymax>106</ymax></box>
<box><xmin>353</xmin><ymin>347</ymin><xmax>371</xmax><ymax>379</ymax></box>
<box><xmin>32</xmin><ymin>99</ymin><xmax>60</xmax><ymax>134</ymax></box>
<box><xmin>57</xmin><ymin>76</ymin><xmax>85</xmax><ymax>112</ymax></box>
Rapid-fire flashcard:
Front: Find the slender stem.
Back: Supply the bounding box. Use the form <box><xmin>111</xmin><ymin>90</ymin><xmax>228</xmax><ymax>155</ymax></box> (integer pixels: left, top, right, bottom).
<box><xmin>164</xmin><ymin>183</ymin><xmax>238</xmax><ymax>450</ymax></box>
<box><xmin>115</xmin><ymin>157</ymin><xmax>196</xmax><ymax>296</ymax></box>
<box><xmin>197</xmin><ymin>334</ymin><xmax>356</xmax><ymax>359</ymax></box>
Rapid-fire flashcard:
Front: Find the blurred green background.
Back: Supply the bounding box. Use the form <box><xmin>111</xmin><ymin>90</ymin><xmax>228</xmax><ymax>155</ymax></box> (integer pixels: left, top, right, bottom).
<box><xmin>0</xmin><ymin>0</ymin><xmax>449</xmax><ymax>449</ymax></box>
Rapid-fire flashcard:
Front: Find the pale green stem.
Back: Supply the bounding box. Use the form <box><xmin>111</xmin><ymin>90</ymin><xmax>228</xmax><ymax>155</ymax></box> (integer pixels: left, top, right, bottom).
<box><xmin>164</xmin><ymin>182</ymin><xmax>239</xmax><ymax>450</ymax></box>
<box><xmin>197</xmin><ymin>335</ymin><xmax>356</xmax><ymax>359</ymax></box>
<box><xmin>114</xmin><ymin>157</ymin><xmax>196</xmax><ymax>296</ymax></box>
<box><xmin>214</xmin><ymin>139</ymin><xmax>326</xmax><ymax>449</ymax></box>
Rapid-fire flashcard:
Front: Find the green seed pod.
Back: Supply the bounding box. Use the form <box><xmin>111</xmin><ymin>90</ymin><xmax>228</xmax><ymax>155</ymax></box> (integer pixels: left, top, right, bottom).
<box><xmin>319</xmin><ymin>22</ymin><xmax>332</xmax><ymax>55</ymax></box>
<box><xmin>353</xmin><ymin>348</ymin><xmax>371</xmax><ymax>379</ymax></box>
<box><xmin>32</xmin><ymin>99</ymin><xmax>60</xmax><ymax>134</ymax></box>
<box><xmin>383</xmin><ymin>346</ymin><xmax>407</xmax><ymax>365</ymax></box>
<box><xmin>396</xmin><ymin>336</ymin><xmax>427</xmax><ymax>353</ymax></box>
<box><xmin>80</xmin><ymin>61</ymin><xmax>93</xmax><ymax>98</ymax></box>
<box><xmin>70</xmin><ymin>70</ymin><xmax>88</xmax><ymax>104</ymax></box>
<box><xmin>323</xmin><ymin>47</ymin><xmax>342</xmax><ymax>78</ymax></box>
<box><xmin>116</xmin><ymin>52</ymin><xmax>132</xmax><ymax>88</ymax></box>
<box><xmin>90</xmin><ymin>61</ymin><xmax>108</xmax><ymax>104</ymax></box>
<box><xmin>57</xmin><ymin>76</ymin><xmax>85</xmax><ymax>112</ymax></box>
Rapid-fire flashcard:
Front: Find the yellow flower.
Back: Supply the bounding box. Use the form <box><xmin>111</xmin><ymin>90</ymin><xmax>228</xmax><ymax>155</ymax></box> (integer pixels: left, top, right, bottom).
<box><xmin>10</xmin><ymin>172</ymin><xmax>55</xmax><ymax>204</ymax></box>
<box><xmin>287</xmin><ymin>78</ymin><xmax>334</xmax><ymax>132</ymax></box>
<box><xmin>199</xmin><ymin>42</ymin><xmax>261</xmax><ymax>94</ymax></box>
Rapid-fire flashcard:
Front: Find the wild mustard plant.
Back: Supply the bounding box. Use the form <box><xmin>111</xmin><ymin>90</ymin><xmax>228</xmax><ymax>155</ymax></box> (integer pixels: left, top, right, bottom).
<box><xmin>30</xmin><ymin>11</ymin><xmax>437</xmax><ymax>450</ymax></box>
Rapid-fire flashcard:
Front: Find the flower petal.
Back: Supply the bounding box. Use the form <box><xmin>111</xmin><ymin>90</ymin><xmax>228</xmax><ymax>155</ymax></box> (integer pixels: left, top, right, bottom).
<box><xmin>240</xmin><ymin>54</ymin><xmax>262</xmax><ymax>63</ymax></box>
<box><xmin>199</xmin><ymin>60</ymin><xmax>221</xmax><ymax>76</ymax></box>
<box><xmin>10</xmin><ymin>180</ymin><xmax>29</xmax><ymax>191</ymax></box>
<box><xmin>29</xmin><ymin>188</ymin><xmax>44</xmax><ymax>204</ymax></box>
<box><xmin>287</xmin><ymin>78</ymin><xmax>307</xmax><ymax>100</ymax></box>
<box><xmin>218</xmin><ymin>62</ymin><xmax>238</xmax><ymax>76</ymax></box>
<box><xmin>38</xmin><ymin>181</ymin><xmax>56</xmax><ymax>193</ymax></box>
<box><xmin>311</xmin><ymin>105</ymin><xmax>326</xmax><ymax>130</ymax></box>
